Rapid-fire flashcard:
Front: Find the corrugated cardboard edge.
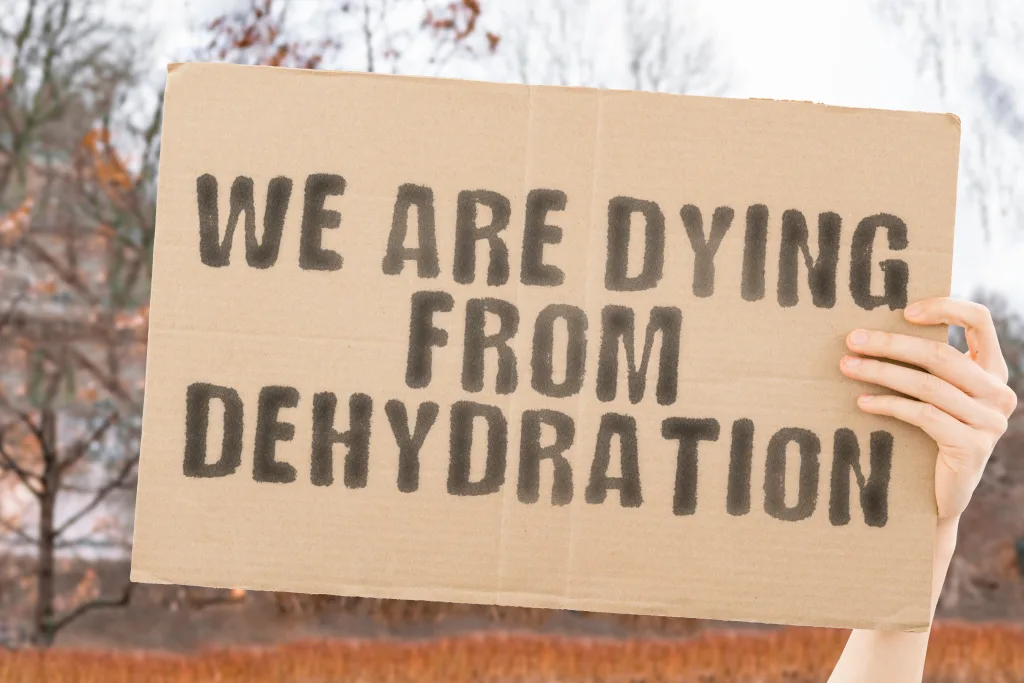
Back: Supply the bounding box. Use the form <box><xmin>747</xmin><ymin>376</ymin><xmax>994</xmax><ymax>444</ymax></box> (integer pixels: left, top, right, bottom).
<box><xmin>166</xmin><ymin>62</ymin><xmax>962</xmax><ymax>127</ymax></box>
<box><xmin>129</xmin><ymin>64</ymin><xmax>194</xmax><ymax>595</ymax></box>
<box><xmin>129</xmin><ymin>568</ymin><xmax>176</xmax><ymax>585</ymax></box>
<box><xmin>126</xmin><ymin>570</ymin><xmax>932</xmax><ymax>632</ymax></box>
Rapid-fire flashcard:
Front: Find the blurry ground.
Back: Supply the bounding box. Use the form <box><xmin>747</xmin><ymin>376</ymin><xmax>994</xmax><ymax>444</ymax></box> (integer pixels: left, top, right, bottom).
<box><xmin>5</xmin><ymin>625</ymin><xmax>1024</xmax><ymax>683</ymax></box>
<box><xmin>3</xmin><ymin>624</ymin><xmax>1023</xmax><ymax>683</ymax></box>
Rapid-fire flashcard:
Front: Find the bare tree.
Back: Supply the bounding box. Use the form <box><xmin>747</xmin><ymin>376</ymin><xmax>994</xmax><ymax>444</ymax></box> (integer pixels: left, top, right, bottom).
<box><xmin>499</xmin><ymin>0</ymin><xmax>727</xmax><ymax>94</ymax></box>
<box><xmin>199</xmin><ymin>0</ymin><xmax>338</xmax><ymax>69</ymax></box>
<box><xmin>196</xmin><ymin>0</ymin><xmax>499</xmax><ymax>76</ymax></box>
<box><xmin>876</xmin><ymin>0</ymin><xmax>1024</xmax><ymax>248</ymax></box>
<box><xmin>0</xmin><ymin>0</ymin><xmax>158</xmax><ymax>647</ymax></box>
<box><xmin>503</xmin><ymin>0</ymin><xmax>599</xmax><ymax>87</ymax></box>
<box><xmin>621</xmin><ymin>0</ymin><xmax>725</xmax><ymax>95</ymax></box>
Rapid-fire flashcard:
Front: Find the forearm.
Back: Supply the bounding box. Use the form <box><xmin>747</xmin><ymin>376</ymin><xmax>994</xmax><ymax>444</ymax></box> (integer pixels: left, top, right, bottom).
<box><xmin>826</xmin><ymin>517</ymin><xmax>959</xmax><ymax>683</ymax></box>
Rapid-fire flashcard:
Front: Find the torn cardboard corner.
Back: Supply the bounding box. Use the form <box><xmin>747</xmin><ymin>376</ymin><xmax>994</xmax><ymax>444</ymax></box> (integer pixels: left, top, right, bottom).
<box><xmin>131</xmin><ymin>62</ymin><xmax>960</xmax><ymax>632</ymax></box>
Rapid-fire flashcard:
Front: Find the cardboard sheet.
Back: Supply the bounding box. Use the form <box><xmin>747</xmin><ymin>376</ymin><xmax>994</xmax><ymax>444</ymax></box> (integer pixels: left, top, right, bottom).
<box><xmin>131</xmin><ymin>62</ymin><xmax>960</xmax><ymax>631</ymax></box>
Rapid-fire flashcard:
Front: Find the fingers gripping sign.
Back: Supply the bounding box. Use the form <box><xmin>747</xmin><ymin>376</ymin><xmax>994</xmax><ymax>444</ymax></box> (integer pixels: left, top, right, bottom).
<box><xmin>840</xmin><ymin>297</ymin><xmax>1018</xmax><ymax>520</ymax></box>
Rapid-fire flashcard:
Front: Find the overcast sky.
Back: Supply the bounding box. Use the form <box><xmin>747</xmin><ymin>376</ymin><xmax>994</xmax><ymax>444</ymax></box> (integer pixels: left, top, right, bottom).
<box><xmin>148</xmin><ymin>0</ymin><xmax>1023</xmax><ymax>310</ymax></box>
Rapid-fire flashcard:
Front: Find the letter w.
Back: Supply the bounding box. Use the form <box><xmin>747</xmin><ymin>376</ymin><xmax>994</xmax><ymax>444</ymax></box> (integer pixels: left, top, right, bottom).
<box><xmin>196</xmin><ymin>174</ymin><xmax>293</xmax><ymax>268</ymax></box>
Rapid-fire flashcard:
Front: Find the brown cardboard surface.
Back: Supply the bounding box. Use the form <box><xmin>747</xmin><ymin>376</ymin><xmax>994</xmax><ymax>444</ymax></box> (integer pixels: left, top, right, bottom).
<box><xmin>131</xmin><ymin>62</ymin><xmax>960</xmax><ymax>631</ymax></box>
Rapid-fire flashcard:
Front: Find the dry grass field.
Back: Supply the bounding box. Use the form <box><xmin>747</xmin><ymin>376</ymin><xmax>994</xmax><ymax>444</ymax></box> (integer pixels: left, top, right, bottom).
<box><xmin>2</xmin><ymin>622</ymin><xmax>1024</xmax><ymax>683</ymax></box>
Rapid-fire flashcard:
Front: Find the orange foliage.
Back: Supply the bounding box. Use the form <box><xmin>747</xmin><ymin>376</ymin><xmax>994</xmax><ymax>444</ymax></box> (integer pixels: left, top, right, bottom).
<box><xmin>1</xmin><ymin>421</ymin><xmax>42</xmax><ymax>461</ymax></box>
<box><xmin>424</xmin><ymin>0</ymin><xmax>487</xmax><ymax>44</ymax></box>
<box><xmin>0</xmin><ymin>624</ymin><xmax>1023</xmax><ymax>682</ymax></box>
<box><xmin>79</xmin><ymin>128</ymin><xmax>135</xmax><ymax>196</ymax></box>
<box><xmin>0</xmin><ymin>195</ymin><xmax>34</xmax><ymax>245</ymax></box>
<box><xmin>32</xmin><ymin>278</ymin><xmax>58</xmax><ymax>295</ymax></box>
<box><xmin>53</xmin><ymin>569</ymin><xmax>101</xmax><ymax>615</ymax></box>
<box><xmin>206</xmin><ymin>0</ymin><xmax>332</xmax><ymax>70</ymax></box>
<box><xmin>113</xmin><ymin>305</ymin><xmax>148</xmax><ymax>332</ymax></box>
<box><xmin>76</xmin><ymin>386</ymin><xmax>99</xmax><ymax>402</ymax></box>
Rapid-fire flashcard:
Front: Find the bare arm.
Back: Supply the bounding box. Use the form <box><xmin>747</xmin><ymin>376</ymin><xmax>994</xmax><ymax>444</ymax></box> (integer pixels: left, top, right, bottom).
<box><xmin>827</xmin><ymin>517</ymin><xmax>957</xmax><ymax>682</ymax></box>
<box><xmin>827</xmin><ymin>298</ymin><xmax>1016</xmax><ymax>683</ymax></box>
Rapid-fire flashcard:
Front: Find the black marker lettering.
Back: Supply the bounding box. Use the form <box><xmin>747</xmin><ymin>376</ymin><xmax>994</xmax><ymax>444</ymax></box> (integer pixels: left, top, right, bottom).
<box><xmin>406</xmin><ymin>291</ymin><xmax>455</xmax><ymax>389</ymax></box>
<box><xmin>518</xmin><ymin>409</ymin><xmax>574</xmax><ymax>506</ymax></box>
<box><xmin>521</xmin><ymin>189</ymin><xmax>566</xmax><ymax>286</ymax></box>
<box><xmin>385</xmin><ymin>400</ymin><xmax>439</xmax><ymax>493</ymax></box>
<box><xmin>253</xmin><ymin>385</ymin><xmax>299</xmax><ymax>484</ymax></box>
<box><xmin>453</xmin><ymin>190</ymin><xmax>511</xmax><ymax>286</ymax></box>
<box><xmin>532</xmin><ymin>304</ymin><xmax>587</xmax><ymax>399</ymax></box>
<box><xmin>741</xmin><ymin>204</ymin><xmax>768</xmax><ymax>301</ymax></box>
<box><xmin>727</xmin><ymin>418</ymin><xmax>755</xmax><ymax>516</ymax></box>
<box><xmin>763</xmin><ymin>427</ymin><xmax>820</xmax><ymax>522</ymax></box>
<box><xmin>830</xmin><ymin>429</ymin><xmax>892</xmax><ymax>527</ymax></box>
<box><xmin>605</xmin><ymin>197</ymin><xmax>665</xmax><ymax>291</ymax></box>
<box><xmin>310</xmin><ymin>392</ymin><xmax>372</xmax><ymax>488</ymax></box>
<box><xmin>247</xmin><ymin>177</ymin><xmax>293</xmax><ymax>268</ymax></box>
<box><xmin>448</xmin><ymin>401</ymin><xmax>507</xmax><ymax>496</ymax></box>
<box><xmin>778</xmin><ymin>210</ymin><xmax>841</xmax><ymax>308</ymax></box>
<box><xmin>586</xmin><ymin>413</ymin><xmax>642</xmax><ymax>507</ymax></box>
<box><xmin>196</xmin><ymin>175</ymin><xmax>293</xmax><ymax>268</ymax></box>
<box><xmin>299</xmin><ymin>173</ymin><xmax>345</xmax><ymax>271</ymax></box>
<box><xmin>596</xmin><ymin>305</ymin><xmax>681</xmax><ymax>406</ymax></box>
<box><xmin>681</xmin><ymin>205</ymin><xmax>734</xmax><ymax>298</ymax></box>
<box><xmin>183</xmin><ymin>382</ymin><xmax>244</xmax><ymax>478</ymax></box>
<box><xmin>383</xmin><ymin>183</ymin><xmax>440</xmax><ymax>278</ymax></box>
<box><xmin>850</xmin><ymin>213</ymin><xmax>909</xmax><ymax>311</ymax></box>
<box><xmin>662</xmin><ymin>417</ymin><xmax>720</xmax><ymax>516</ymax></box>
<box><xmin>462</xmin><ymin>297</ymin><xmax>519</xmax><ymax>394</ymax></box>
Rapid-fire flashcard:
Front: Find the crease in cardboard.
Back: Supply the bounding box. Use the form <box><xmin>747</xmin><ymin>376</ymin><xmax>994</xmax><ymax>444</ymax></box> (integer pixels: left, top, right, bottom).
<box><xmin>495</xmin><ymin>84</ymin><xmax>535</xmax><ymax>603</ymax></box>
<box><xmin>562</xmin><ymin>88</ymin><xmax>607</xmax><ymax>604</ymax></box>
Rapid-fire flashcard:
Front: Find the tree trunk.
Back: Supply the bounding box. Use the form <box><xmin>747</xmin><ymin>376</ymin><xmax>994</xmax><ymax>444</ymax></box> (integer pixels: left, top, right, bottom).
<box><xmin>33</xmin><ymin>409</ymin><xmax>58</xmax><ymax>647</ymax></box>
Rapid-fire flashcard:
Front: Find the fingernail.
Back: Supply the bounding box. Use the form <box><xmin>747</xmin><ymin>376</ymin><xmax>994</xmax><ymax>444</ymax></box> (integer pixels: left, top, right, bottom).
<box><xmin>843</xmin><ymin>356</ymin><xmax>861</xmax><ymax>368</ymax></box>
<box><xmin>858</xmin><ymin>394</ymin><xmax>872</xmax><ymax>404</ymax></box>
<box><xmin>906</xmin><ymin>303</ymin><xmax>922</xmax><ymax>318</ymax></box>
<box><xmin>849</xmin><ymin>330</ymin><xmax>868</xmax><ymax>346</ymax></box>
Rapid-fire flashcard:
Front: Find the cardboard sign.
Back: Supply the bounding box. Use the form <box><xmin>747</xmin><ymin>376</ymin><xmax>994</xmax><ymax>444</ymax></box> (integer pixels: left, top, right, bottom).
<box><xmin>131</xmin><ymin>62</ymin><xmax>960</xmax><ymax>631</ymax></box>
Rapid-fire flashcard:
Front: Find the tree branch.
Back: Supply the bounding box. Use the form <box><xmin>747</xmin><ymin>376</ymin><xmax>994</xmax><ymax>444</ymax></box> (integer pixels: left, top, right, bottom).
<box><xmin>66</xmin><ymin>346</ymin><xmax>139</xmax><ymax>411</ymax></box>
<box><xmin>0</xmin><ymin>289</ymin><xmax>28</xmax><ymax>335</ymax></box>
<box><xmin>0</xmin><ymin>393</ymin><xmax>44</xmax><ymax>442</ymax></box>
<box><xmin>0</xmin><ymin>515</ymin><xmax>39</xmax><ymax>545</ymax></box>
<box><xmin>0</xmin><ymin>440</ymin><xmax>42</xmax><ymax>497</ymax></box>
<box><xmin>22</xmin><ymin>235</ymin><xmax>100</xmax><ymax>306</ymax></box>
<box><xmin>46</xmin><ymin>581</ymin><xmax>133</xmax><ymax>636</ymax></box>
<box><xmin>58</xmin><ymin>411</ymin><xmax>118</xmax><ymax>475</ymax></box>
<box><xmin>54</xmin><ymin>535</ymin><xmax>130</xmax><ymax>551</ymax></box>
<box><xmin>55</xmin><ymin>452</ymin><xmax>138</xmax><ymax>537</ymax></box>
<box><xmin>0</xmin><ymin>421</ymin><xmax>42</xmax><ymax>497</ymax></box>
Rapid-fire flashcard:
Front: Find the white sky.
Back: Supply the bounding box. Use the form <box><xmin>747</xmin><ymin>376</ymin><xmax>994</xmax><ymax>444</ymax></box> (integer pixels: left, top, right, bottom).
<box><xmin>701</xmin><ymin>0</ymin><xmax>1021</xmax><ymax>311</ymax></box>
<box><xmin>147</xmin><ymin>0</ymin><xmax>1023</xmax><ymax>310</ymax></box>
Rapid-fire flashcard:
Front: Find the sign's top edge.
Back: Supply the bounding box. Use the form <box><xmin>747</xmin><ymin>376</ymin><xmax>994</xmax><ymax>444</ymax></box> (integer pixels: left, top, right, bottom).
<box><xmin>166</xmin><ymin>61</ymin><xmax>961</xmax><ymax>127</ymax></box>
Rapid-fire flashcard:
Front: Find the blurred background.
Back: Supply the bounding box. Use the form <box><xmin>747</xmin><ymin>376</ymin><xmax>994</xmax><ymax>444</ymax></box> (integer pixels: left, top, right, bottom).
<box><xmin>0</xmin><ymin>0</ymin><xmax>1021</xmax><ymax>681</ymax></box>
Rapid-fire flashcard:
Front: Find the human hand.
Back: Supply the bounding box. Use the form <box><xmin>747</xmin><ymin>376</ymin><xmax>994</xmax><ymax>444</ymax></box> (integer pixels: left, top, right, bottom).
<box><xmin>839</xmin><ymin>297</ymin><xmax>1017</xmax><ymax>521</ymax></box>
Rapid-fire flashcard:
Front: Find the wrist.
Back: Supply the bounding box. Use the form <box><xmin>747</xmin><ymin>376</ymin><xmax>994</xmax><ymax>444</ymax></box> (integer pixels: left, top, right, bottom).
<box><xmin>935</xmin><ymin>516</ymin><xmax>959</xmax><ymax>564</ymax></box>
